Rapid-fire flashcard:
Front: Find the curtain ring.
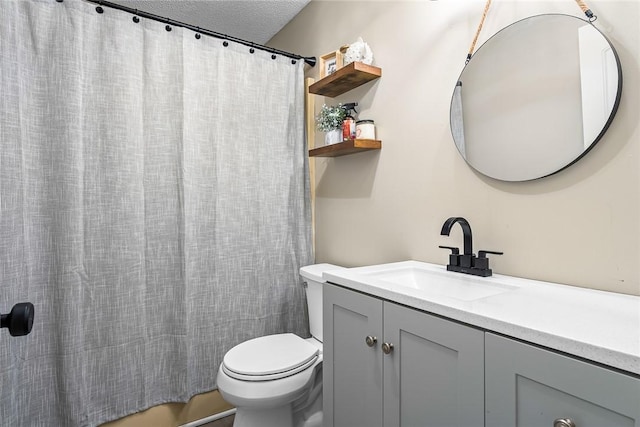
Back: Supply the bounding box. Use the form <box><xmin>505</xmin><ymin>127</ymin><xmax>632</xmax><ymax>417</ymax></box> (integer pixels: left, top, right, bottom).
<box><xmin>195</xmin><ymin>27</ymin><xmax>201</xmax><ymax>39</ymax></box>
<box><xmin>133</xmin><ymin>10</ymin><xmax>140</xmax><ymax>23</ymax></box>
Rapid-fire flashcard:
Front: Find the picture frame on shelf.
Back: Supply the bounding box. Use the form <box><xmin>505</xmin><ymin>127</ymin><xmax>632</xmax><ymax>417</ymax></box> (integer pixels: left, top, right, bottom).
<box><xmin>319</xmin><ymin>50</ymin><xmax>343</xmax><ymax>79</ymax></box>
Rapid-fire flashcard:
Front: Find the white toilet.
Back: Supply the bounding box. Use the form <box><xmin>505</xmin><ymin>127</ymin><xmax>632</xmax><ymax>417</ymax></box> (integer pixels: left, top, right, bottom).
<box><xmin>217</xmin><ymin>263</ymin><xmax>343</xmax><ymax>427</ymax></box>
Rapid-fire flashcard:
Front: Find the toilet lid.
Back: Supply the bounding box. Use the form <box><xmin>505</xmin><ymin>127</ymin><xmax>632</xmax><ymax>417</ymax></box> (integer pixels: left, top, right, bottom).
<box><xmin>222</xmin><ymin>333</ymin><xmax>319</xmax><ymax>381</ymax></box>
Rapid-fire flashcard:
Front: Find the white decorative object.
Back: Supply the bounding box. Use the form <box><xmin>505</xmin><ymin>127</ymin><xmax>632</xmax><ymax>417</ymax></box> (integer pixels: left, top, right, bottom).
<box><xmin>343</xmin><ymin>37</ymin><xmax>374</xmax><ymax>66</ymax></box>
<box><xmin>325</xmin><ymin>129</ymin><xmax>342</xmax><ymax>146</ymax></box>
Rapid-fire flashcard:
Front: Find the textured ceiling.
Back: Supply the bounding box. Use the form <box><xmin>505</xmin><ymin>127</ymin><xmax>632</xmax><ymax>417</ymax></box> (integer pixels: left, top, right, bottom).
<box><xmin>108</xmin><ymin>0</ymin><xmax>311</xmax><ymax>44</ymax></box>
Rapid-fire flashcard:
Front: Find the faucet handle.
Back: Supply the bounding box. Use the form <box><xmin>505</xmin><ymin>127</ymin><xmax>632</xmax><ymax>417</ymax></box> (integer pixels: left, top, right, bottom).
<box><xmin>438</xmin><ymin>245</ymin><xmax>460</xmax><ymax>254</ymax></box>
<box><xmin>475</xmin><ymin>250</ymin><xmax>503</xmax><ymax>271</ymax></box>
<box><xmin>439</xmin><ymin>246</ymin><xmax>461</xmax><ymax>267</ymax></box>
<box><xmin>478</xmin><ymin>250</ymin><xmax>503</xmax><ymax>258</ymax></box>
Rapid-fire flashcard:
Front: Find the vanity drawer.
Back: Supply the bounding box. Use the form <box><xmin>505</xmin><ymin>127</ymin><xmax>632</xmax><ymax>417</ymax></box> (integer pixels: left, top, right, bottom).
<box><xmin>485</xmin><ymin>333</ymin><xmax>640</xmax><ymax>427</ymax></box>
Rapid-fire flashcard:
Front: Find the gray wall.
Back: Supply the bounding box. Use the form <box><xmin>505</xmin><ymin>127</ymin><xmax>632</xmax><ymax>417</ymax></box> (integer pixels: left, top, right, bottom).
<box><xmin>269</xmin><ymin>0</ymin><xmax>639</xmax><ymax>296</ymax></box>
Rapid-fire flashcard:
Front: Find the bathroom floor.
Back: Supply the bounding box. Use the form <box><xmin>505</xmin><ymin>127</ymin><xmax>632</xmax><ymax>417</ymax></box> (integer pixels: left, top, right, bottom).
<box><xmin>201</xmin><ymin>414</ymin><xmax>234</xmax><ymax>427</ymax></box>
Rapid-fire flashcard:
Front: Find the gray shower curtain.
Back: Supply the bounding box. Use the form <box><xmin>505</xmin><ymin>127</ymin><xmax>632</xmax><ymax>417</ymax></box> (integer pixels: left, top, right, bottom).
<box><xmin>0</xmin><ymin>1</ymin><xmax>313</xmax><ymax>425</ymax></box>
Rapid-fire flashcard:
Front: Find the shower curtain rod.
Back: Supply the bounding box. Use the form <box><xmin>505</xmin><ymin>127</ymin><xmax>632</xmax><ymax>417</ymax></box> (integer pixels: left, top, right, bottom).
<box><xmin>69</xmin><ymin>0</ymin><xmax>317</xmax><ymax>67</ymax></box>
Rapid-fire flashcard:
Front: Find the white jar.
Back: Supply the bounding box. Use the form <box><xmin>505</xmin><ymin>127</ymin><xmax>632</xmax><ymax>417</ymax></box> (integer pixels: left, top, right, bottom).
<box><xmin>356</xmin><ymin>120</ymin><xmax>375</xmax><ymax>140</ymax></box>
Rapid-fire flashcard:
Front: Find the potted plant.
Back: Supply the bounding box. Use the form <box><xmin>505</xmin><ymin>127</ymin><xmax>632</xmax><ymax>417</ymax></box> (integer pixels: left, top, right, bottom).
<box><xmin>316</xmin><ymin>104</ymin><xmax>346</xmax><ymax>146</ymax></box>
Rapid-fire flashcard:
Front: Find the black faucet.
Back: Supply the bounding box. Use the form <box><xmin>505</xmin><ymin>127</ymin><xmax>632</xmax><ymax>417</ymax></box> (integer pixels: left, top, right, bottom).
<box><xmin>439</xmin><ymin>217</ymin><xmax>503</xmax><ymax>277</ymax></box>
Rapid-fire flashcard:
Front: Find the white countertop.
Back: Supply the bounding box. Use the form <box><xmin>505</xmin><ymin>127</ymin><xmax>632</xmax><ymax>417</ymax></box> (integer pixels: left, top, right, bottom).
<box><xmin>323</xmin><ymin>261</ymin><xmax>640</xmax><ymax>376</ymax></box>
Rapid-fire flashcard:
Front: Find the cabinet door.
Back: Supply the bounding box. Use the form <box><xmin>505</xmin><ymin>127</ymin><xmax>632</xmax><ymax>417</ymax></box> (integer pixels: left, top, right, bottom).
<box><xmin>383</xmin><ymin>302</ymin><xmax>485</xmax><ymax>427</ymax></box>
<box><xmin>323</xmin><ymin>284</ymin><xmax>383</xmax><ymax>427</ymax></box>
<box><xmin>486</xmin><ymin>333</ymin><xmax>640</xmax><ymax>427</ymax></box>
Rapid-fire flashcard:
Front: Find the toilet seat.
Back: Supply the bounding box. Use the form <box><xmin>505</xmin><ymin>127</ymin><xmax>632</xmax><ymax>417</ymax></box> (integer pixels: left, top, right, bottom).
<box><xmin>222</xmin><ymin>333</ymin><xmax>319</xmax><ymax>382</ymax></box>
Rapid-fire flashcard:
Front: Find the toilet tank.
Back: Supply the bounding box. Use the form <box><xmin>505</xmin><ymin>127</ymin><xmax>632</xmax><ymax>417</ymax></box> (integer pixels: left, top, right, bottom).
<box><xmin>300</xmin><ymin>263</ymin><xmax>344</xmax><ymax>343</ymax></box>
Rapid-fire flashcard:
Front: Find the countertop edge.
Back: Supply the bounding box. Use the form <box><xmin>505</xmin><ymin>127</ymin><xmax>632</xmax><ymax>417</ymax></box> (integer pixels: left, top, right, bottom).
<box><xmin>323</xmin><ymin>263</ymin><xmax>640</xmax><ymax>377</ymax></box>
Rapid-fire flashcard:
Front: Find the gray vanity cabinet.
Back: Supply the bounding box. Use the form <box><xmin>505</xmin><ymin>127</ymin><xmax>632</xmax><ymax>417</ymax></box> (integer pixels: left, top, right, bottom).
<box><xmin>485</xmin><ymin>333</ymin><xmax>640</xmax><ymax>427</ymax></box>
<box><xmin>323</xmin><ymin>283</ymin><xmax>485</xmax><ymax>427</ymax></box>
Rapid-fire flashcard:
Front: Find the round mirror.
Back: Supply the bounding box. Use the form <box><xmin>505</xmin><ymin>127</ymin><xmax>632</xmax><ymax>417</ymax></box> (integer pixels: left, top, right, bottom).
<box><xmin>450</xmin><ymin>14</ymin><xmax>622</xmax><ymax>182</ymax></box>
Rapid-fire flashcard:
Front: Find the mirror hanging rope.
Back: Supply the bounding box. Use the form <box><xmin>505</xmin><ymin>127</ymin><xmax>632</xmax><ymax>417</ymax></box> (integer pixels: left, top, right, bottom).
<box><xmin>575</xmin><ymin>0</ymin><xmax>597</xmax><ymax>21</ymax></box>
<box><xmin>466</xmin><ymin>0</ymin><xmax>492</xmax><ymax>64</ymax></box>
<box><xmin>466</xmin><ymin>0</ymin><xmax>597</xmax><ymax>65</ymax></box>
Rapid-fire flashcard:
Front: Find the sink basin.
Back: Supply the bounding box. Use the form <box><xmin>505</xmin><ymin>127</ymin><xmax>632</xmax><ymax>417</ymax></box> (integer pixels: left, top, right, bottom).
<box><xmin>360</xmin><ymin>264</ymin><xmax>518</xmax><ymax>301</ymax></box>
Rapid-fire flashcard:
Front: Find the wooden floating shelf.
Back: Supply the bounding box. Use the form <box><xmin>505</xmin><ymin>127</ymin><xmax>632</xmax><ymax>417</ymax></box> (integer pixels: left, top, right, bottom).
<box><xmin>309</xmin><ymin>139</ymin><xmax>381</xmax><ymax>157</ymax></box>
<box><xmin>309</xmin><ymin>62</ymin><xmax>382</xmax><ymax>98</ymax></box>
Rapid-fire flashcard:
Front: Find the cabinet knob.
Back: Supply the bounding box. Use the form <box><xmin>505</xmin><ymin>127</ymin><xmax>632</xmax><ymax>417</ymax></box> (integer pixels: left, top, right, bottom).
<box><xmin>554</xmin><ymin>418</ymin><xmax>576</xmax><ymax>427</ymax></box>
<box><xmin>365</xmin><ymin>335</ymin><xmax>377</xmax><ymax>347</ymax></box>
<box><xmin>382</xmin><ymin>342</ymin><xmax>394</xmax><ymax>354</ymax></box>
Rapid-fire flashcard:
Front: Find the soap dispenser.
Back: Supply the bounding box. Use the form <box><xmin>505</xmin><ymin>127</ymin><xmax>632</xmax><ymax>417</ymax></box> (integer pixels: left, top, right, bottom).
<box><xmin>342</xmin><ymin>102</ymin><xmax>358</xmax><ymax>141</ymax></box>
